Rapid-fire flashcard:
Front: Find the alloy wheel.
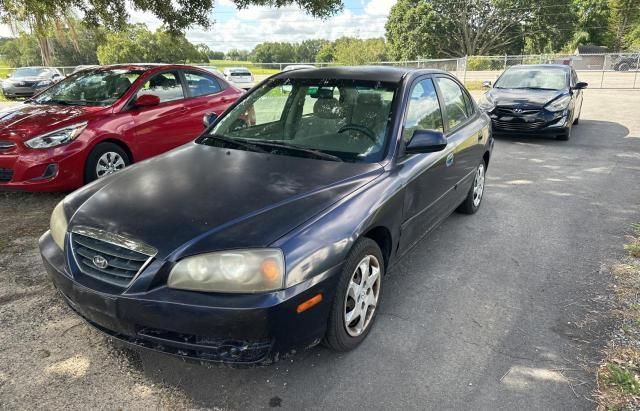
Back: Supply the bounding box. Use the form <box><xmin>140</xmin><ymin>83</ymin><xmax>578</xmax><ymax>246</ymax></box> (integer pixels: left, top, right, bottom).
<box><xmin>96</xmin><ymin>152</ymin><xmax>126</xmax><ymax>178</ymax></box>
<box><xmin>344</xmin><ymin>254</ymin><xmax>381</xmax><ymax>337</ymax></box>
<box><xmin>473</xmin><ymin>163</ymin><xmax>485</xmax><ymax>207</ymax></box>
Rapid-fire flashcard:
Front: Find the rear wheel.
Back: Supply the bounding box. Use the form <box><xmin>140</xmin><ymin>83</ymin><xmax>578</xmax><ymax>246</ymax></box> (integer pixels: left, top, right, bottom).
<box><xmin>618</xmin><ymin>62</ymin><xmax>631</xmax><ymax>72</ymax></box>
<box><xmin>324</xmin><ymin>238</ymin><xmax>383</xmax><ymax>352</ymax></box>
<box><xmin>84</xmin><ymin>142</ymin><xmax>131</xmax><ymax>183</ymax></box>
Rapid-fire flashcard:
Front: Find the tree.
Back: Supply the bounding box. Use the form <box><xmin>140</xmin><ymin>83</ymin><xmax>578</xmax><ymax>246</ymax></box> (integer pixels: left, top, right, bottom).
<box><xmin>251</xmin><ymin>42</ymin><xmax>297</xmax><ymax>63</ymax></box>
<box><xmin>607</xmin><ymin>0</ymin><xmax>640</xmax><ymax>51</ymax></box>
<box><xmin>385</xmin><ymin>0</ymin><xmax>575</xmax><ymax>58</ymax></box>
<box><xmin>0</xmin><ymin>33</ymin><xmax>40</xmax><ymax>66</ymax></box>
<box><xmin>315</xmin><ymin>42</ymin><xmax>335</xmax><ymax>62</ymax></box>
<box><xmin>332</xmin><ymin>37</ymin><xmax>387</xmax><ymax>64</ymax></box>
<box><xmin>96</xmin><ymin>24</ymin><xmax>208</xmax><ymax>64</ymax></box>
<box><xmin>297</xmin><ymin>39</ymin><xmax>329</xmax><ymax>62</ymax></box>
<box><xmin>226</xmin><ymin>49</ymin><xmax>250</xmax><ymax>61</ymax></box>
<box><xmin>568</xmin><ymin>0</ymin><xmax>610</xmax><ymax>49</ymax></box>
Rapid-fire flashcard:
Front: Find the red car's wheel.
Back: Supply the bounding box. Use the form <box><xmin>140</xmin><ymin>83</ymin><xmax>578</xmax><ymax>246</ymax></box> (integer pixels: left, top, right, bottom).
<box><xmin>84</xmin><ymin>142</ymin><xmax>131</xmax><ymax>183</ymax></box>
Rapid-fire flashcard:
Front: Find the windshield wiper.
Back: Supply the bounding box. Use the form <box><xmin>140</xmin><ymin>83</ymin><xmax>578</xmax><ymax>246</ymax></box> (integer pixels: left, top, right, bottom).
<box><xmin>201</xmin><ymin>134</ymin><xmax>268</xmax><ymax>153</ymax></box>
<box><xmin>38</xmin><ymin>99</ymin><xmax>74</xmax><ymax>106</ymax></box>
<box><xmin>246</xmin><ymin>139</ymin><xmax>343</xmax><ymax>162</ymax></box>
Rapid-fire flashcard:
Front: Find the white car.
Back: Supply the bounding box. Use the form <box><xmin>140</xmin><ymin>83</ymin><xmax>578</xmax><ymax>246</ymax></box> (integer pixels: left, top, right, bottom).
<box><xmin>223</xmin><ymin>67</ymin><xmax>255</xmax><ymax>89</ymax></box>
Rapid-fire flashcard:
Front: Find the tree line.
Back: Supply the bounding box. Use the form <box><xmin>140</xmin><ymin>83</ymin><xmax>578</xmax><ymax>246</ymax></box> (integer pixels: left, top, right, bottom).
<box><xmin>0</xmin><ymin>0</ymin><xmax>638</xmax><ymax>68</ymax></box>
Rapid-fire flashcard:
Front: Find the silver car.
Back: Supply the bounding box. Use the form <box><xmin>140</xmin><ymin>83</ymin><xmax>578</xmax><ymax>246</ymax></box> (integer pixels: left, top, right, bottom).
<box><xmin>2</xmin><ymin>67</ymin><xmax>64</xmax><ymax>99</ymax></box>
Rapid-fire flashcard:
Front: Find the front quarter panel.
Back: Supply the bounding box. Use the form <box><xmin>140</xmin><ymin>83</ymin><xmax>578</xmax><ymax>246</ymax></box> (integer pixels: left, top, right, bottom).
<box><xmin>274</xmin><ymin>170</ymin><xmax>404</xmax><ymax>288</ymax></box>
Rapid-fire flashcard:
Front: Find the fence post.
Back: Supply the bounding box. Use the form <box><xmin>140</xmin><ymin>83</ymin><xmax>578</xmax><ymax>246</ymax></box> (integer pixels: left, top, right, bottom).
<box><xmin>600</xmin><ymin>54</ymin><xmax>606</xmax><ymax>88</ymax></box>
<box><xmin>634</xmin><ymin>54</ymin><xmax>640</xmax><ymax>89</ymax></box>
<box><xmin>462</xmin><ymin>56</ymin><xmax>467</xmax><ymax>85</ymax></box>
<box><xmin>503</xmin><ymin>54</ymin><xmax>507</xmax><ymax>69</ymax></box>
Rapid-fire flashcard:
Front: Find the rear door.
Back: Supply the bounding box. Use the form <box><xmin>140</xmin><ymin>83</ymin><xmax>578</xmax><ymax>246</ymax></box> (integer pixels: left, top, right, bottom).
<box><xmin>179</xmin><ymin>70</ymin><xmax>240</xmax><ymax>139</ymax></box>
<box><xmin>398</xmin><ymin>77</ymin><xmax>452</xmax><ymax>251</ymax></box>
<box><xmin>126</xmin><ymin>70</ymin><xmax>192</xmax><ymax>159</ymax></box>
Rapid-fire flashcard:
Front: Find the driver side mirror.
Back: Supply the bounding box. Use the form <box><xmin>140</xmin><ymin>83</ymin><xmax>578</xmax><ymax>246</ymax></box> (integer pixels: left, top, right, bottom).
<box><xmin>573</xmin><ymin>81</ymin><xmax>588</xmax><ymax>90</ymax></box>
<box><xmin>203</xmin><ymin>112</ymin><xmax>218</xmax><ymax>128</ymax></box>
<box><xmin>134</xmin><ymin>94</ymin><xmax>160</xmax><ymax>107</ymax></box>
<box><xmin>482</xmin><ymin>80</ymin><xmax>492</xmax><ymax>89</ymax></box>
<box><xmin>406</xmin><ymin>129</ymin><xmax>448</xmax><ymax>154</ymax></box>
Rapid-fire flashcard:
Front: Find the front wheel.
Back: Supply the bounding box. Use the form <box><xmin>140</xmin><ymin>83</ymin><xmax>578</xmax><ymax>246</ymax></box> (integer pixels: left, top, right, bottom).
<box><xmin>457</xmin><ymin>162</ymin><xmax>486</xmax><ymax>214</ymax></box>
<box><xmin>84</xmin><ymin>142</ymin><xmax>131</xmax><ymax>183</ymax></box>
<box><xmin>324</xmin><ymin>238</ymin><xmax>383</xmax><ymax>352</ymax></box>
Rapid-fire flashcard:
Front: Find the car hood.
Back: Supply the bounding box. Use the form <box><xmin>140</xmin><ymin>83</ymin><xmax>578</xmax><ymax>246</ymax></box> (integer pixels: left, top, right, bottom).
<box><xmin>487</xmin><ymin>88</ymin><xmax>566</xmax><ymax>108</ymax></box>
<box><xmin>67</xmin><ymin>144</ymin><xmax>383</xmax><ymax>260</ymax></box>
<box><xmin>0</xmin><ymin>103</ymin><xmax>106</xmax><ymax>141</ymax></box>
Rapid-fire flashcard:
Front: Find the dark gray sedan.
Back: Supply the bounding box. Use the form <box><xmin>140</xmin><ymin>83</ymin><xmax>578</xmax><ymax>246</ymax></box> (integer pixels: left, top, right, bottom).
<box><xmin>1</xmin><ymin>66</ymin><xmax>64</xmax><ymax>98</ymax></box>
<box><xmin>39</xmin><ymin>66</ymin><xmax>493</xmax><ymax>364</ymax></box>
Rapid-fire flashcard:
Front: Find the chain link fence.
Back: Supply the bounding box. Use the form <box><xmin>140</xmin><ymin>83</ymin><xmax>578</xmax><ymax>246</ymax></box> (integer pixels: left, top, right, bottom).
<box><xmin>1</xmin><ymin>53</ymin><xmax>639</xmax><ymax>90</ymax></box>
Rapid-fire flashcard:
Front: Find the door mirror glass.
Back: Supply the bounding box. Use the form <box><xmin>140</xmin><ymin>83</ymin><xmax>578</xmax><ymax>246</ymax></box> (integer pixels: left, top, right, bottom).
<box><xmin>406</xmin><ymin>129</ymin><xmax>448</xmax><ymax>154</ymax></box>
<box><xmin>203</xmin><ymin>112</ymin><xmax>218</xmax><ymax>128</ymax></box>
<box><xmin>573</xmin><ymin>81</ymin><xmax>588</xmax><ymax>90</ymax></box>
<box><xmin>134</xmin><ymin>94</ymin><xmax>160</xmax><ymax>107</ymax></box>
<box><xmin>482</xmin><ymin>80</ymin><xmax>492</xmax><ymax>88</ymax></box>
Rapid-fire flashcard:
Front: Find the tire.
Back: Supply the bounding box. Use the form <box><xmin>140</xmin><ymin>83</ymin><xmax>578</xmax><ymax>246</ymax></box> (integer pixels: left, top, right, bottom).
<box><xmin>84</xmin><ymin>142</ymin><xmax>131</xmax><ymax>184</ymax></box>
<box><xmin>557</xmin><ymin>127</ymin><xmax>571</xmax><ymax>141</ymax></box>
<box><xmin>618</xmin><ymin>62</ymin><xmax>631</xmax><ymax>72</ymax></box>
<box><xmin>323</xmin><ymin>238</ymin><xmax>384</xmax><ymax>352</ymax></box>
<box><xmin>457</xmin><ymin>161</ymin><xmax>486</xmax><ymax>215</ymax></box>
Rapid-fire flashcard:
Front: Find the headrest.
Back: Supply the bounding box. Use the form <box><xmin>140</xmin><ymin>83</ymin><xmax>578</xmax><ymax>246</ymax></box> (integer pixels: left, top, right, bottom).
<box><xmin>313</xmin><ymin>97</ymin><xmax>343</xmax><ymax>119</ymax></box>
<box><xmin>357</xmin><ymin>92</ymin><xmax>383</xmax><ymax>106</ymax></box>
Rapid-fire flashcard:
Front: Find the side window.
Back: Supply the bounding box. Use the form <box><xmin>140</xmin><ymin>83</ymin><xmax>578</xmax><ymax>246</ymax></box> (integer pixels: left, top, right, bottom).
<box><xmin>137</xmin><ymin>72</ymin><xmax>184</xmax><ymax>103</ymax></box>
<box><xmin>435</xmin><ymin>77</ymin><xmax>469</xmax><ymax>130</ymax></box>
<box><xmin>462</xmin><ymin>91</ymin><xmax>475</xmax><ymax>116</ymax></box>
<box><xmin>184</xmin><ymin>71</ymin><xmax>222</xmax><ymax>97</ymax></box>
<box><xmin>403</xmin><ymin>78</ymin><xmax>443</xmax><ymax>142</ymax></box>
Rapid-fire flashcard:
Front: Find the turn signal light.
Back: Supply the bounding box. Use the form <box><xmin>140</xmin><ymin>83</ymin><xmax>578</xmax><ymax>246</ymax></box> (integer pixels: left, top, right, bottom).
<box><xmin>296</xmin><ymin>294</ymin><xmax>323</xmax><ymax>313</ymax></box>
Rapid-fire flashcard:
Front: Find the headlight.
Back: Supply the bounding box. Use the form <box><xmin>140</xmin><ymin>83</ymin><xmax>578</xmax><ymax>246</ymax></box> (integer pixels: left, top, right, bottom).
<box><xmin>168</xmin><ymin>249</ymin><xmax>285</xmax><ymax>293</ymax></box>
<box><xmin>477</xmin><ymin>94</ymin><xmax>495</xmax><ymax>111</ymax></box>
<box><xmin>35</xmin><ymin>80</ymin><xmax>51</xmax><ymax>87</ymax></box>
<box><xmin>545</xmin><ymin>95</ymin><xmax>571</xmax><ymax>112</ymax></box>
<box><xmin>50</xmin><ymin>200</ymin><xmax>68</xmax><ymax>250</ymax></box>
<box><xmin>25</xmin><ymin>122</ymin><xmax>88</xmax><ymax>149</ymax></box>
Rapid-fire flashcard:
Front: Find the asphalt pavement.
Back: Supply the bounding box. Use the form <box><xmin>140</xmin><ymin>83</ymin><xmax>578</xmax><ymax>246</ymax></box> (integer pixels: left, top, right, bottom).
<box><xmin>126</xmin><ymin>90</ymin><xmax>640</xmax><ymax>410</ymax></box>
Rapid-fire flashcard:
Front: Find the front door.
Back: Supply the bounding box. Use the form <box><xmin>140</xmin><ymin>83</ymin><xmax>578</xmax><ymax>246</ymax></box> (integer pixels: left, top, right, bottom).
<box><xmin>127</xmin><ymin>71</ymin><xmax>192</xmax><ymax>159</ymax></box>
<box><xmin>398</xmin><ymin>77</ymin><xmax>455</xmax><ymax>252</ymax></box>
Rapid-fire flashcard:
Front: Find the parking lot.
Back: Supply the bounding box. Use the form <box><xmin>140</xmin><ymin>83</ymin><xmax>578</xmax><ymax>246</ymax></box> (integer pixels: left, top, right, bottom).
<box><xmin>1</xmin><ymin>89</ymin><xmax>639</xmax><ymax>409</ymax></box>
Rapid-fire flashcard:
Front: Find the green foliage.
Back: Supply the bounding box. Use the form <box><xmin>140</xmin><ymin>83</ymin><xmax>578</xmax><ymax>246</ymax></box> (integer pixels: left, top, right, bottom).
<box><xmin>607</xmin><ymin>364</ymin><xmax>640</xmax><ymax>394</ymax></box>
<box><xmin>0</xmin><ymin>33</ymin><xmax>40</xmax><ymax>66</ymax></box>
<box><xmin>315</xmin><ymin>42</ymin><xmax>335</xmax><ymax>63</ymax></box>
<box><xmin>332</xmin><ymin>37</ymin><xmax>387</xmax><ymax>65</ymax></box>
<box><xmin>96</xmin><ymin>24</ymin><xmax>209</xmax><ymax>64</ymax></box>
<box><xmin>251</xmin><ymin>42</ymin><xmax>297</xmax><ymax>63</ymax></box>
<box><xmin>607</xmin><ymin>0</ymin><xmax>640</xmax><ymax>51</ymax></box>
<box><xmin>226</xmin><ymin>49</ymin><xmax>250</xmax><ymax>61</ymax></box>
<box><xmin>385</xmin><ymin>0</ymin><xmax>438</xmax><ymax>60</ymax></box>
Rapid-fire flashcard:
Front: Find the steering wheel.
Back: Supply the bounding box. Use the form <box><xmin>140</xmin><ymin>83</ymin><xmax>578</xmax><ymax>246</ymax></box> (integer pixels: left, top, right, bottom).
<box><xmin>338</xmin><ymin>124</ymin><xmax>377</xmax><ymax>142</ymax></box>
<box><xmin>230</xmin><ymin>118</ymin><xmax>249</xmax><ymax>131</ymax></box>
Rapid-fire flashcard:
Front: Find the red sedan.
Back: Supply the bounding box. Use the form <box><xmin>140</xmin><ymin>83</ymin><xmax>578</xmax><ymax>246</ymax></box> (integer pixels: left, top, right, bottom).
<box><xmin>0</xmin><ymin>64</ymin><xmax>244</xmax><ymax>191</ymax></box>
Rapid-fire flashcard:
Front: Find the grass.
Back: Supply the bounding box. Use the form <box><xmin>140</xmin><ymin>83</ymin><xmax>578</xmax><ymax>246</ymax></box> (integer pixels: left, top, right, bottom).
<box><xmin>464</xmin><ymin>80</ymin><xmax>486</xmax><ymax>91</ymax></box>
<box><xmin>207</xmin><ymin>60</ymin><xmax>280</xmax><ymax>75</ymax></box>
<box><xmin>597</xmin><ymin>223</ymin><xmax>640</xmax><ymax>409</ymax></box>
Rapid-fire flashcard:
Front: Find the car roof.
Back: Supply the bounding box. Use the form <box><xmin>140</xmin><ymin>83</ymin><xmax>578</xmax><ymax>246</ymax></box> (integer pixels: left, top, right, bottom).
<box><xmin>507</xmin><ymin>64</ymin><xmax>571</xmax><ymax>71</ymax></box>
<box><xmin>271</xmin><ymin>65</ymin><xmax>447</xmax><ymax>83</ymax></box>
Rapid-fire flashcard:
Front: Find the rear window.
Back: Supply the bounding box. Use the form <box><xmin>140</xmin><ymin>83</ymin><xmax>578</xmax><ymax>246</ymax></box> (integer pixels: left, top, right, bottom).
<box><xmin>230</xmin><ymin>72</ymin><xmax>251</xmax><ymax>77</ymax></box>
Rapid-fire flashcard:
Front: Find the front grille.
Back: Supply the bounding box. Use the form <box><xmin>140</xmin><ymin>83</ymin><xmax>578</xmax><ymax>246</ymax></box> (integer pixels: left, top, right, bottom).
<box><xmin>0</xmin><ymin>168</ymin><xmax>13</xmax><ymax>182</ymax></box>
<box><xmin>496</xmin><ymin>107</ymin><xmax>541</xmax><ymax>116</ymax></box>
<box><xmin>0</xmin><ymin>140</ymin><xmax>16</xmax><ymax>151</ymax></box>
<box><xmin>71</xmin><ymin>227</ymin><xmax>156</xmax><ymax>288</ymax></box>
<box><xmin>492</xmin><ymin>119</ymin><xmax>545</xmax><ymax>131</ymax></box>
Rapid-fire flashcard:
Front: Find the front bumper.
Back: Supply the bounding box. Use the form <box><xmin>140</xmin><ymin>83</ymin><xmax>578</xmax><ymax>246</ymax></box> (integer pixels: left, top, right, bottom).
<box><xmin>39</xmin><ymin>232</ymin><xmax>340</xmax><ymax>364</ymax></box>
<box><xmin>0</xmin><ymin>140</ymin><xmax>86</xmax><ymax>192</ymax></box>
<box><xmin>2</xmin><ymin>85</ymin><xmax>46</xmax><ymax>98</ymax></box>
<box><xmin>489</xmin><ymin>108</ymin><xmax>571</xmax><ymax>136</ymax></box>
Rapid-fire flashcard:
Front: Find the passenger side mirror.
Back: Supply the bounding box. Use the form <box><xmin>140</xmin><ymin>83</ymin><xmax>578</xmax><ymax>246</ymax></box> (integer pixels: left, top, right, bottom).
<box><xmin>134</xmin><ymin>94</ymin><xmax>160</xmax><ymax>107</ymax></box>
<box><xmin>482</xmin><ymin>80</ymin><xmax>492</xmax><ymax>89</ymax></box>
<box><xmin>573</xmin><ymin>81</ymin><xmax>588</xmax><ymax>90</ymax></box>
<box><xmin>406</xmin><ymin>129</ymin><xmax>448</xmax><ymax>154</ymax></box>
<box><xmin>203</xmin><ymin>112</ymin><xmax>218</xmax><ymax>128</ymax></box>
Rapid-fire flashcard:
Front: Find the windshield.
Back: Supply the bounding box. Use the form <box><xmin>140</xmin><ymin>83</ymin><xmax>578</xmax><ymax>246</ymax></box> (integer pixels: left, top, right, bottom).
<box><xmin>12</xmin><ymin>68</ymin><xmax>50</xmax><ymax>78</ymax></box>
<box><xmin>494</xmin><ymin>68</ymin><xmax>568</xmax><ymax>90</ymax></box>
<box><xmin>32</xmin><ymin>69</ymin><xmax>143</xmax><ymax>106</ymax></box>
<box><xmin>201</xmin><ymin>78</ymin><xmax>397</xmax><ymax>162</ymax></box>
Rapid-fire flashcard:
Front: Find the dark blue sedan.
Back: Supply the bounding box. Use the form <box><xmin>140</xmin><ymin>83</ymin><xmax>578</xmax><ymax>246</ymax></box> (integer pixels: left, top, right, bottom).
<box><xmin>39</xmin><ymin>66</ymin><xmax>494</xmax><ymax>364</ymax></box>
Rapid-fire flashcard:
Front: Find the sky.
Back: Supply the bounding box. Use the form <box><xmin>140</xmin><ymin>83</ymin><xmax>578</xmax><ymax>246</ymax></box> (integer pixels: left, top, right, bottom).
<box><xmin>0</xmin><ymin>0</ymin><xmax>395</xmax><ymax>52</ymax></box>
<box><xmin>133</xmin><ymin>0</ymin><xmax>397</xmax><ymax>52</ymax></box>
